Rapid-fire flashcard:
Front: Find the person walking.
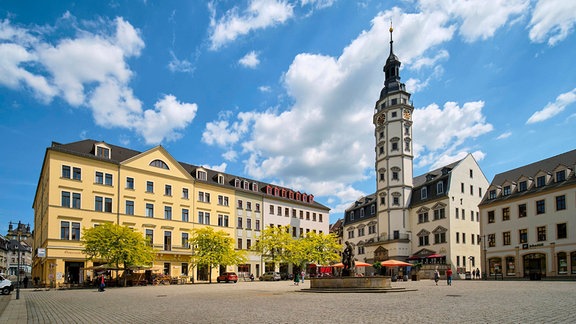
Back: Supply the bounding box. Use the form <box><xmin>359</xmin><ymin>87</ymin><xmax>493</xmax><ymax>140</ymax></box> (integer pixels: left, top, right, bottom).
<box><xmin>434</xmin><ymin>269</ymin><xmax>440</xmax><ymax>286</ymax></box>
<box><xmin>300</xmin><ymin>270</ymin><xmax>305</xmax><ymax>284</ymax></box>
<box><xmin>293</xmin><ymin>272</ymin><xmax>300</xmax><ymax>286</ymax></box>
<box><xmin>98</xmin><ymin>274</ymin><xmax>106</xmax><ymax>292</ymax></box>
<box><xmin>446</xmin><ymin>268</ymin><xmax>453</xmax><ymax>286</ymax></box>
<box><xmin>476</xmin><ymin>268</ymin><xmax>480</xmax><ymax>280</ymax></box>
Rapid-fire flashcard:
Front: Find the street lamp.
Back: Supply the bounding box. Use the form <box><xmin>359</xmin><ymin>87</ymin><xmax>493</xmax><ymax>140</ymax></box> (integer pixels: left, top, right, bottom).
<box><xmin>8</xmin><ymin>221</ymin><xmax>31</xmax><ymax>300</ymax></box>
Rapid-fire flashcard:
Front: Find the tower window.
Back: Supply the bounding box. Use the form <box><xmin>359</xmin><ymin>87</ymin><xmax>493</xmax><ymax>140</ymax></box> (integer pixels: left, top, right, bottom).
<box><xmin>391</xmin><ymin>142</ymin><xmax>398</xmax><ymax>151</ymax></box>
<box><xmin>391</xmin><ymin>111</ymin><xmax>397</xmax><ymax>117</ymax></box>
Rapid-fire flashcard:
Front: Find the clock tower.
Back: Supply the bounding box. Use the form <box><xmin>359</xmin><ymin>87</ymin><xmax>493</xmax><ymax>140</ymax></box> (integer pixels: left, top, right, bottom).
<box><xmin>373</xmin><ymin>25</ymin><xmax>414</xmax><ymax>258</ymax></box>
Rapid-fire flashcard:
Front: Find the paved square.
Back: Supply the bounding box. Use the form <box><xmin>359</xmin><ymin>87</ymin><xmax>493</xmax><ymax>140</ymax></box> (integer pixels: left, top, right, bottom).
<box><xmin>8</xmin><ymin>280</ymin><xmax>576</xmax><ymax>323</ymax></box>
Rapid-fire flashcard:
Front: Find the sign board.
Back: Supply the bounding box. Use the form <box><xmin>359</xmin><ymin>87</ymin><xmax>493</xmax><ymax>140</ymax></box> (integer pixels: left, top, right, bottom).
<box><xmin>37</xmin><ymin>248</ymin><xmax>46</xmax><ymax>257</ymax></box>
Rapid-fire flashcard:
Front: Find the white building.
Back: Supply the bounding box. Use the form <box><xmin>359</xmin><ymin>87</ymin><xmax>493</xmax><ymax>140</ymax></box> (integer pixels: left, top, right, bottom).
<box><xmin>479</xmin><ymin>149</ymin><xmax>576</xmax><ymax>279</ymax></box>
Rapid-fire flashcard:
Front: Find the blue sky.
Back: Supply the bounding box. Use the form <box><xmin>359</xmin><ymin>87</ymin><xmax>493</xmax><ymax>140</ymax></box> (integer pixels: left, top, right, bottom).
<box><xmin>1</xmin><ymin>0</ymin><xmax>575</xmax><ymax>232</ymax></box>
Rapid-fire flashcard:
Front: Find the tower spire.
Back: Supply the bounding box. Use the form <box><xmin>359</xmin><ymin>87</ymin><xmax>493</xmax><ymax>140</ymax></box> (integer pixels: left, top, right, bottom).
<box><xmin>389</xmin><ymin>20</ymin><xmax>394</xmax><ymax>56</ymax></box>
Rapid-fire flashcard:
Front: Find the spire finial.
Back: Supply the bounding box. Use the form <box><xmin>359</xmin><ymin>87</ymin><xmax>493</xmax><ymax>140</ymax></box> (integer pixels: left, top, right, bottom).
<box><xmin>389</xmin><ymin>20</ymin><xmax>394</xmax><ymax>54</ymax></box>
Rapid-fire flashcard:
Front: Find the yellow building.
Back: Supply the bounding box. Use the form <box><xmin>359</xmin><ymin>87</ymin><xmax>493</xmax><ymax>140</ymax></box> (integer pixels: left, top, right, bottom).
<box><xmin>32</xmin><ymin>139</ymin><xmax>329</xmax><ymax>286</ymax></box>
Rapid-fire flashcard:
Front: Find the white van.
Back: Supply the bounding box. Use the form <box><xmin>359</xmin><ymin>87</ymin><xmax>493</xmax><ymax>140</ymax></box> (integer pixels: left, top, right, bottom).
<box><xmin>0</xmin><ymin>275</ymin><xmax>14</xmax><ymax>295</ymax></box>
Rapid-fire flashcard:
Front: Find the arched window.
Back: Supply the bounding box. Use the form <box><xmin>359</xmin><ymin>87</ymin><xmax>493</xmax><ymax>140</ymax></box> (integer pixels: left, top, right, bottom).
<box><xmin>149</xmin><ymin>159</ymin><xmax>169</xmax><ymax>170</ymax></box>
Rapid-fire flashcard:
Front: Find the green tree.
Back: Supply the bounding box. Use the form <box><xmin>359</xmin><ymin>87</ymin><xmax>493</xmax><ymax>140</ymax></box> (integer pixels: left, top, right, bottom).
<box><xmin>82</xmin><ymin>223</ymin><xmax>155</xmax><ymax>286</ymax></box>
<box><xmin>189</xmin><ymin>227</ymin><xmax>246</xmax><ymax>283</ymax></box>
<box><xmin>252</xmin><ymin>225</ymin><xmax>293</xmax><ymax>269</ymax></box>
<box><xmin>287</xmin><ymin>232</ymin><xmax>341</xmax><ymax>269</ymax></box>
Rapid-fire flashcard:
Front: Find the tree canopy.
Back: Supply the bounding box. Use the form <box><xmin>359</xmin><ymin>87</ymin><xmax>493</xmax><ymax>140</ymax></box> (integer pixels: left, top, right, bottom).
<box><xmin>189</xmin><ymin>227</ymin><xmax>246</xmax><ymax>283</ymax></box>
<box><xmin>81</xmin><ymin>223</ymin><xmax>155</xmax><ymax>285</ymax></box>
<box><xmin>251</xmin><ymin>225</ymin><xmax>293</xmax><ymax>265</ymax></box>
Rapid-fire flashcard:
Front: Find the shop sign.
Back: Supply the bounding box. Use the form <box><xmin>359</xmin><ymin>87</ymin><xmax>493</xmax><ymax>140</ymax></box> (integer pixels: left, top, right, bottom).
<box><xmin>37</xmin><ymin>248</ymin><xmax>46</xmax><ymax>257</ymax></box>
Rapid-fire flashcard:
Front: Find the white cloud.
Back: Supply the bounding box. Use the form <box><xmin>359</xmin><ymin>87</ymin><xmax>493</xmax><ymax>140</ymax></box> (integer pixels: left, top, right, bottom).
<box><xmin>239</xmin><ymin>51</ymin><xmax>260</xmax><ymax>68</ymax></box>
<box><xmin>209</xmin><ymin>0</ymin><xmax>294</xmax><ymax>50</ymax></box>
<box><xmin>202</xmin><ymin>162</ymin><xmax>227</xmax><ymax>172</ymax></box>
<box><xmin>0</xmin><ymin>17</ymin><xmax>197</xmax><ymax>144</ymax></box>
<box><xmin>529</xmin><ymin>0</ymin><xmax>576</xmax><ymax>45</ymax></box>
<box><xmin>496</xmin><ymin>131</ymin><xmax>512</xmax><ymax>140</ymax></box>
<box><xmin>526</xmin><ymin>88</ymin><xmax>576</xmax><ymax>124</ymax></box>
<box><xmin>418</xmin><ymin>0</ymin><xmax>528</xmax><ymax>42</ymax></box>
<box><xmin>168</xmin><ymin>51</ymin><xmax>194</xmax><ymax>73</ymax></box>
<box><xmin>258</xmin><ymin>85</ymin><xmax>271</xmax><ymax>92</ymax></box>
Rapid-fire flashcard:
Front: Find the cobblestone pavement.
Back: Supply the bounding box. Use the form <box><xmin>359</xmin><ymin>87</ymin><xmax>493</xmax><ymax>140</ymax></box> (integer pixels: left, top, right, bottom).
<box><xmin>5</xmin><ymin>279</ymin><xmax>576</xmax><ymax>323</ymax></box>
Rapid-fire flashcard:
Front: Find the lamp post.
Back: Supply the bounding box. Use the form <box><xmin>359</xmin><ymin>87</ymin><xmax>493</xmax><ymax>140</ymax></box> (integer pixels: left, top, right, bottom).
<box><xmin>8</xmin><ymin>221</ymin><xmax>31</xmax><ymax>300</ymax></box>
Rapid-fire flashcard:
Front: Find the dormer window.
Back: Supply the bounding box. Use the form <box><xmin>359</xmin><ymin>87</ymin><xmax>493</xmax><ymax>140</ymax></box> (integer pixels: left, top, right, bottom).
<box><xmin>556</xmin><ymin>170</ymin><xmax>566</xmax><ymax>182</ymax></box>
<box><xmin>421</xmin><ymin>187</ymin><xmax>428</xmax><ymax>199</ymax></box>
<box><xmin>95</xmin><ymin>143</ymin><xmax>111</xmax><ymax>159</ymax></box>
<box><xmin>503</xmin><ymin>186</ymin><xmax>511</xmax><ymax>196</ymax></box>
<box><xmin>243</xmin><ymin>181</ymin><xmax>249</xmax><ymax>190</ymax></box>
<box><xmin>252</xmin><ymin>182</ymin><xmax>258</xmax><ymax>191</ymax></box>
<box><xmin>536</xmin><ymin>175</ymin><xmax>546</xmax><ymax>187</ymax></box>
<box><xmin>197</xmin><ymin>170</ymin><xmax>207</xmax><ymax>181</ymax></box>
<box><xmin>217</xmin><ymin>175</ymin><xmax>224</xmax><ymax>184</ymax></box>
<box><xmin>235</xmin><ymin>179</ymin><xmax>241</xmax><ymax>188</ymax></box>
<box><xmin>518</xmin><ymin>181</ymin><xmax>527</xmax><ymax>192</ymax></box>
<box><xmin>437</xmin><ymin>182</ymin><xmax>444</xmax><ymax>194</ymax></box>
<box><xmin>489</xmin><ymin>189</ymin><xmax>497</xmax><ymax>199</ymax></box>
<box><xmin>150</xmin><ymin>159</ymin><xmax>169</xmax><ymax>170</ymax></box>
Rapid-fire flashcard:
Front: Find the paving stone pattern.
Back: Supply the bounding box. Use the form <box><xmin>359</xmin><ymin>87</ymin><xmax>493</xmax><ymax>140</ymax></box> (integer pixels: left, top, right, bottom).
<box><xmin>9</xmin><ymin>280</ymin><xmax>576</xmax><ymax>323</ymax></box>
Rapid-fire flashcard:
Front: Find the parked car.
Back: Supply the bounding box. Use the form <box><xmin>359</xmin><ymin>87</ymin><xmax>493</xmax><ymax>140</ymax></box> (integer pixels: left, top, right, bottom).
<box><xmin>280</xmin><ymin>273</ymin><xmax>294</xmax><ymax>280</ymax></box>
<box><xmin>0</xmin><ymin>275</ymin><xmax>14</xmax><ymax>295</ymax></box>
<box><xmin>259</xmin><ymin>271</ymin><xmax>281</xmax><ymax>281</ymax></box>
<box><xmin>216</xmin><ymin>272</ymin><xmax>238</xmax><ymax>283</ymax></box>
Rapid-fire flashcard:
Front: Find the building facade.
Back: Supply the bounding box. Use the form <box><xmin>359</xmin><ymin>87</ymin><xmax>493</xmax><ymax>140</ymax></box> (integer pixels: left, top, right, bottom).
<box><xmin>479</xmin><ymin>149</ymin><xmax>576</xmax><ymax>279</ymax></box>
<box><xmin>343</xmin><ymin>27</ymin><xmax>488</xmax><ymax>278</ymax></box>
<box><xmin>32</xmin><ymin>140</ymin><xmax>329</xmax><ymax>287</ymax></box>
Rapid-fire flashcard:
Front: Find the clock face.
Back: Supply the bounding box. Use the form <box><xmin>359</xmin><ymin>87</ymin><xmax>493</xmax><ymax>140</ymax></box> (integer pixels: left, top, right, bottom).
<box><xmin>403</xmin><ymin>110</ymin><xmax>411</xmax><ymax>119</ymax></box>
<box><xmin>377</xmin><ymin>114</ymin><xmax>386</xmax><ymax>125</ymax></box>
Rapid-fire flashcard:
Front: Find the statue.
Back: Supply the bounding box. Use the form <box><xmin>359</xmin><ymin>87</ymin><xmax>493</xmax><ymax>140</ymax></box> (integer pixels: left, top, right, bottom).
<box><xmin>341</xmin><ymin>241</ymin><xmax>355</xmax><ymax>276</ymax></box>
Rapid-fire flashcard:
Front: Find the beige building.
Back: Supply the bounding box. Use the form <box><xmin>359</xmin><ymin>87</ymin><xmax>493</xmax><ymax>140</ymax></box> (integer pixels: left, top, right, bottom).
<box><xmin>479</xmin><ymin>149</ymin><xmax>576</xmax><ymax>279</ymax></box>
<box><xmin>31</xmin><ymin>139</ymin><xmax>328</xmax><ymax>287</ymax></box>
<box><xmin>343</xmin><ymin>28</ymin><xmax>488</xmax><ymax>279</ymax></box>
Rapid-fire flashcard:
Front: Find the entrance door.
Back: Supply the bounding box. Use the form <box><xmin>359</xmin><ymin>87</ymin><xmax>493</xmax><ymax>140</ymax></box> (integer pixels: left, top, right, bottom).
<box><xmin>523</xmin><ymin>253</ymin><xmax>546</xmax><ymax>278</ymax></box>
<box><xmin>64</xmin><ymin>262</ymin><xmax>84</xmax><ymax>284</ymax></box>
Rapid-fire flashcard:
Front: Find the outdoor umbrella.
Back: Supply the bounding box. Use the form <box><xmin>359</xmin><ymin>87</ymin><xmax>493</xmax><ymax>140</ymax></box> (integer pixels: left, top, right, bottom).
<box><xmin>331</xmin><ymin>261</ymin><xmax>372</xmax><ymax>268</ymax></box>
<box><xmin>381</xmin><ymin>260</ymin><xmax>412</xmax><ymax>267</ymax></box>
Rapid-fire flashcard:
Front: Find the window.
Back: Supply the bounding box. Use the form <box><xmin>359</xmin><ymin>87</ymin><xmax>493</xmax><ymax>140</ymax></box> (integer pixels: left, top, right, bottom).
<box><xmin>519</xmin><ymin>204</ymin><xmax>527</xmax><ymax>218</ymax></box>
<box><xmin>146</xmin><ymin>229</ymin><xmax>153</xmax><ymax>247</ymax></box>
<box><xmin>247</xmin><ymin>218</ymin><xmax>252</xmax><ymax>230</ymax></box>
<box><xmin>182</xmin><ymin>208</ymin><xmax>189</xmax><ymax>222</ymax></box>
<box><xmin>237</xmin><ymin>238</ymin><xmax>242</xmax><ymax>250</ymax></box>
<box><xmin>461</xmin><ymin>182</ymin><xmax>465</xmax><ymax>193</ymax></box>
<box><xmin>469</xmin><ymin>169</ymin><xmax>473</xmax><ymax>178</ymax></box>
<box><xmin>434</xmin><ymin>232</ymin><xmax>446</xmax><ymax>244</ymax></box>
<box><xmin>418</xmin><ymin>212</ymin><xmax>429</xmax><ymax>223</ymax></box>
<box><xmin>61</xmin><ymin>191</ymin><xmax>71</xmax><ymax>208</ymax></box>
<box><xmin>488</xmin><ymin>211</ymin><xmax>495</xmax><ymax>223</ymax></box>
<box><xmin>95</xmin><ymin>171</ymin><xmax>104</xmax><ymax>184</ymax></box>
<box><xmin>502</xmin><ymin>207</ymin><xmax>510</xmax><ymax>221</ymax></box>
<box><xmin>62</xmin><ymin>165</ymin><xmax>71</xmax><ymax>178</ymax></box>
<box><xmin>358</xmin><ymin>227</ymin><xmax>365</xmax><ymax>237</ymax></box>
<box><xmin>70</xmin><ymin>193</ymin><xmax>81</xmax><ymax>209</ymax></box>
<box><xmin>255</xmin><ymin>203</ymin><xmax>260</xmax><ymax>212</ymax></box>
<box><xmin>164</xmin><ymin>231</ymin><xmax>172</xmax><ymax>251</ymax></box>
<box><xmin>393</xmin><ymin>197</ymin><xmax>400</xmax><ymax>205</ymax></box>
<box><xmin>391</xmin><ymin>142</ymin><xmax>398</xmax><ymax>151</ymax></box>
<box><xmin>218</xmin><ymin>214</ymin><xmax>229</xmax><ymax>227</ymax></box>
<box><xmin>306</xmin><ymin>211</ymin><xmax>310</xmax><ymax>220</ymax></box>
<box><xmin>182</xmin><ymin>188</ymin><xmax>189</xmax><ymax>199</ymax></box>
<box><xmin>419</xmin><ymin>235</ymin><xmax>429</xmax><ymax>246</ymax></box>
<box><xmin>392</xmin><ymin>171</ymin><xmax>399</xmax><ymax>180</ymax></box>
<box><xmin>536</xmin><ymin>176</ymin><xmax>546</xmax><ymax>187</ymax></box>
<box><xmin>456</xmin><ymin>232</ymin><xmax>460</xmax><ymax>243</ymax></box>
<box><xmin>126</xmin><ymin>177</ymin><xmax>134</xmax><ymax>189</ymax></box>
<box><xmin>60</xmin><ymin>221</ymin><xmax>80</xmax><ymax>241</ymax></box>
<box><xmin>247</xmin><ymin>202</ymin><xmax>252</xmax><ymax>210</ymax></box>
<box><xmin>146</xmin><ymin>181</ymin><xmax>154</xmax><ymax>193</ymax></box>
<box><xmin>463</xmin><ymin>233</ymin><xmax>466</xmax><ymax>244</ymax></box>
<box><xmin>518</xmin><ymin>181</ymin><xmax>527</xmax><ymax>192</ymax></box>
<box><xmin>556</xmin><ymin>195</ymin><xmax>566</xmax><ymax>211</ymax></box>
<box><xmin>105</xmin><ymin>173</ymin><xmax>113</xmax><ymax>186</ymax></box>
<box><xmin>348</xmin><ymin>230</ymin><xmax>354</xmax><ymax>239</ymax></box>
<box><xmin>217</xmin><ymin>175</ymin><xmax>224</xmax><ymax>184</ymax></box>
<box><xmin>488</xmin><ymin>234</ymin><xmax>495</xmax><ymax>247</ymax></box>
<box><xmin>247</xmin><ymin>239</ymin><xmax>252</xmax><ymax>250</ymax></box>
<box><xmin>557</xmin><ymin>223</ymin><xmax>567</xmax><ymax>239</ymax></box>
<box><xmin>104</xmin><ymin>198</ymin><xmax>112</xmax><ymax>213</ymax></box>
<box><xmin>368</xmin><ymin>224</ymin><xmax>376</xmax><ymax>234</ymax></box>
<box><xmin>470</xmin><ymin>185</ymin><xmax>474</xmax><ymax>195</ymax></box>
<box><xmin>218</xmin><ymin>195</ymin><xmax>229</xmax><ymax>206</ymax></box>
<box><xmin>370</xmin><ymin>205</ymin><xmax>376</xmax><ymax>215</ymax></box>
<box><xmin>462</xmin><ymin>209</ymin><xmax>465</xmax><ymax>220</ymax></box>
<box><xmin>489</xmin><ymin>190</ymin><xmax>496</xmax><ymax>199</ymax></box>
<box><xmin>126</xmin><ymin>200</ymin><xmax>134</xmax><ymax>215</ymax></box>
<box><xmin>537</xmin><ymin>226</ymin><xmax>546</xmax><ymax>241</ymax></box>
<box><xmin>146</xmin><ymin>203</ymin><xmax>154</xmax><ymax>217</ymax></box>
<box><xmin>96</xmin><ymin>146</ymin><xmax>110</xmax><ymax>159</ymax></box>
<box><xmin>255</xmin><ymin>220</ymin><xmax>260</xmax><ymax>231</ymax></box>
<box><xmin>237</xmin><ymin>200</ymin><xmax>243</xmax><ymax>209</ymax></box>
<box><xmin>519</xmin><ymin>229</ymin><xmax>528</xmax><ymax>243</ymax></box>
<box><xmin>433</xmin><ymin>208</ymin><xmax>445</xmax><ymax>220</ymax></box>
<box><xmin>150</xmin><ymin>159</ymin><xmax>169</xmax><ymax>169</ymax></box>
<box><xmin>503</xmin><ymin>232</ymin><xmax>511</xmax><ymax>245</ymax></box>
<box><xmin>73</xmin><ymin>167</ymin><xmax>81</xmax><ymax>180</ymax></box>
<box><xmin>197</xmin><ymin>170</ymin><xmax>207</xmax><ymax>181</ymax></box>
<box><xmin>164</xmin><ymin>206</ymin><xmax>172</xmax><ymax>220</ymax></box>
<box><xmin>198</xmin><ymin>211</ymin><xmax>210</xmax><ymax>225</ymax></box>
<box><xmin>182</xmin><ymin>263</ymin><xmax>189</xmax><ymax>276</ymax></box>
<box><xmin>556</xmin><ymin>170</ymin><xmax>566</xmax><ymax>182</ymax></box>
<box><xmin>165</xmin><ymin>185</ymin><xmax>172</xmax><ymax>196</ymax></box>
<box><xmin>237</xmin><ymin>217</ymin><xmax>243</xmax><ymax>229</ymax></box>
<box><xmin>437</xmin><ymin>182</ymin><xmax>444</xmax><ymax>194</ymax></box>
<box><xmin>471</xmin><ymin>234</ymin><xmax>475</xmax><ymax>244</ymax></box>
<box><xmin>358</xmin><ymin>246</ymin><xmax>365</xmax><ymax>255</ymax></box>
<box><xmin>199</xmin><ymin>192</ymin><xmax>210</xmax><ymax>203</ymax></box>
<box><xmin>182</xmin><ymin>233</ymin><xmax>189</xmax><ymax>248</ymax></box>
<box><xmin>95</xmin><ymin>196</ymin><xmax>103</xmax><ymax>212</ymax></box>
<box><xmin>503</xmin><ymin>186</ymin><xmax>511</xmax><ymax>196</ymax></box>
<box><xmin>478</xmin><ymin>187</ymin><xmax>482</xmax><ymax>197</ymax></box>
<box><xmin>421</xmin><ymin>187</ymin><xmax>428</xmax><ymax>199</ymax></box>
<box><xmin>536</xmin><ymin>200</ymin><xmax>545</xmax><ymax>214</ymax></box>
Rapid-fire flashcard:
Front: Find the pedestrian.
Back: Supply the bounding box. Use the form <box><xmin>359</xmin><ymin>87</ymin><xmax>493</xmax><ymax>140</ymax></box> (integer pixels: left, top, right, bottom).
<box><xmin>300</xmin><ymin>270</ymin><xmax>305</xmax><ymax>284</ymax></box>
<box><xmin>23</xmin><ymin>276</ymin><xmax>29</xmax><ymax>288</ymax></box>
<box><xmin>476</xmin><ymin>268</ymin><xmax>480</xmax><ymax>280</ymax></box>
<box><xmin>293</xmin><ymin>272</ymin><xmax>300</xmax><ymax>286</ymax></box>
<box><xmin>446</xmin><ymin>267</ymin><xmax>453</xmax><ymax>286</ymax></box>
<box><xmin>434</xmin><ymin>269</ymin><xmax>440</xmax><ymax>286</ymax></box>
<box><xmin>98</xmin><ymin>273</ymin><xmax>106</xmax><ymax>292</ymax></box>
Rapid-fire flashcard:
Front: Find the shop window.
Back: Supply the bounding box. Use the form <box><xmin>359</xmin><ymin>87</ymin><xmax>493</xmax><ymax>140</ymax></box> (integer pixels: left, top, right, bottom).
<box><xmin>557</xmin><ymin>252</ymin><xmax>568</xmax><ymax>275</ymax></box>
